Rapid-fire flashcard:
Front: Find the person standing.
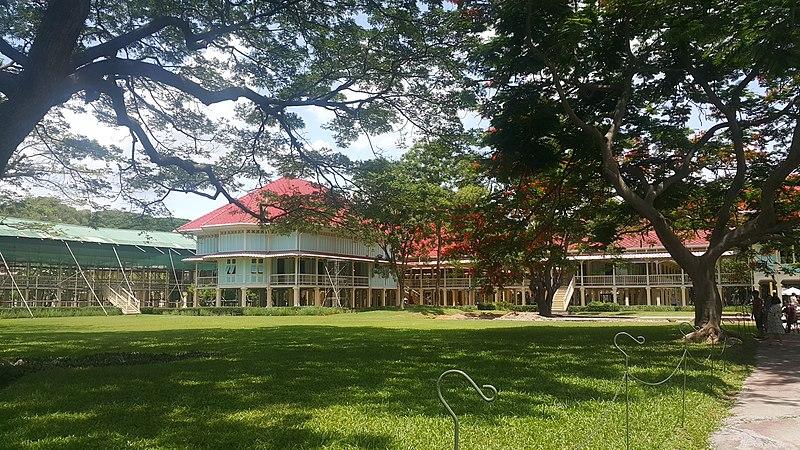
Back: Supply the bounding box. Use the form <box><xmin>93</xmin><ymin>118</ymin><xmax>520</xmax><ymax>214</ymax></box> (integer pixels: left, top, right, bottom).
<box><xmin>765</xmin><ymin>294</ymin><xmax>784</xmax><ymax>343</ymax></box>
<box><xmin>783</xmin><ymin>298</ymin><xmax>797</xmax><ymax>333</ymax></box>
<box><xmin>751</xmin><ymin>290</ymin><xmax>765</xmax><ymax>336</ymax></box>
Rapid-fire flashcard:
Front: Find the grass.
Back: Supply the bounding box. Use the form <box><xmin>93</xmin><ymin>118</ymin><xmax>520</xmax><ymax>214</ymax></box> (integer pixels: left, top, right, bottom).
<box><xmin>0</xmin><ymin>311</ymin><xmax>756</xmax><ymax>449</ymax></box>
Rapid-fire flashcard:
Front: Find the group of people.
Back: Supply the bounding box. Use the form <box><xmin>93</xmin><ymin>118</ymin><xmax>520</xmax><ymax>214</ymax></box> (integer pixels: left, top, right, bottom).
<box><xmin>752</xmin><ymin>290</ymin><xmax>798</xmax><ymax>342</ymax></box>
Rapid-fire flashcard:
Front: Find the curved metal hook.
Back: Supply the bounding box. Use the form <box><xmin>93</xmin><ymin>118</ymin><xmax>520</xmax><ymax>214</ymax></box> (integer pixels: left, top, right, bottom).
<box><xmin>678</xmin><ymin>321</ymin><xmax>698</xmax><ymax>339</ymax></box>
<box><xmin>613</xmin><ymin>332</ymin><xmax>646</xmax><ymax>365</ymax></box>
<box><xmin>437</xmin><ymin>369</ymin><xmax>497</xmax><ymax>450</ymax></box>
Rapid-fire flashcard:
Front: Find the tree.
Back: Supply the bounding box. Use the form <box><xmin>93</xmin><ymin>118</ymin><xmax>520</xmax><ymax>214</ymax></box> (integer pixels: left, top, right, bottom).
<box><xmin>472</xmin><ymin>0</ymin><xmax>800</xmax><ymax>341</ymax></box>
<box><xmin>0</xmin><ymin>0</ymin><xmax>474</xmax><ymax>216</ymax></box>
<box><xmin>400</xmin><ymin>138</ymin><xmax>480</xmax><ymax>305</ymax></box>
<box><xmin>0</xmin><ymin>196</ymin><xmax>189</xmax><ymax>231</ymax></box>
<box><xmin>462</xmin><ymin>142</ymin><xmax>618</xmax><ymax>315</ymax></box>
<box><xmin>351</xmin><ymin>158</ymin><xmax>433</xmax><ymax>307</ymax></box>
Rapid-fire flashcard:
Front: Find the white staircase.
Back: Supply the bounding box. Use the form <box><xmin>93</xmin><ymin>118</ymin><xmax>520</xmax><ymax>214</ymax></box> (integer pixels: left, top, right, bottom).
<box><xmin>105</xmin><ymin>285</ymin><xmax>141</xmax><ymax>314</ymax></box>
<box><xmin>551</xmin><ymin>276</ymin><xmax>576</xmax><ymax>313</ymax></box>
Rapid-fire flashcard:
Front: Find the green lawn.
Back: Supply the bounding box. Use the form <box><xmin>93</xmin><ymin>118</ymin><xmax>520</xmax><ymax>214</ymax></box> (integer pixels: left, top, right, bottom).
<box><xmin>0</xmin><ymin>311</ymin><xmax>755</xmax><ymax>449</ymax></box>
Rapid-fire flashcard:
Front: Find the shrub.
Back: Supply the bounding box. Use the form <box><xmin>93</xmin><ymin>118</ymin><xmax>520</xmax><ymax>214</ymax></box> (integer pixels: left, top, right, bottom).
<box><xmin>0</xmin><ymin>307</ymin><xmax>122</xmax><ymax>319</ymax></box>
<box><xmin>476</xmin><ymin>302</ymin><xmax>496</xmax><ymax>310</ymax></box>
<box><xmin>585</xmin><ymin>301</ymin><xmax>622</xmax><ymax>312</ymax></box>
<box><xmin>567</xmin><ymin>304</ymin><xmax>746</xmax><ymax>313</ymax></box>
<box><xmin>509</xmin><ymin>304</ymin><xmax>538</xmax><ymax>312</ymax></box>
<box><xmin>140</xmin><ymin>307</ymin><xmax>348</xmax><ymax>316</ymax></box>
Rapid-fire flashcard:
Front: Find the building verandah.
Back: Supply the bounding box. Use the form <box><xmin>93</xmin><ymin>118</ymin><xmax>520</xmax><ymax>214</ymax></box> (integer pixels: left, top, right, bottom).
<box><xmin>573</xmin><ymin>257</ymin><xmax>754</xmax><ymax>307</ymax></box>
<box><xmin>191</xmin><ymin>254</ymin><xmax>399</xmax><ymax>308</ymax></box>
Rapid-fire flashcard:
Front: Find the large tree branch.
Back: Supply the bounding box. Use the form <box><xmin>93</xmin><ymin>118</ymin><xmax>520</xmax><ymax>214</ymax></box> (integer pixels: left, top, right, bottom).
<box><xmin>653</xmin><ymin>97</ymin><xmax>800</xmax><ymax>198</ymax></box>
<box><xmin>0</xmin><ymin>70</ymin><xmax>18</xmax><ymax>93</ymax></box>
<box><xmin>690</xmin><ymin>68</ymin><xmax>749</xmax><ymax>244</ymax></box>
<box><xmin>73</xmin><ymin>1</ymin><xmax>300</xmax><ymax>67</ymax></box>
<box><xmin>0</xmin><ymin>38</ymin><xmax>29</xmax><ymax>66</ymax></box>
<box><xmin>101</xmin><ymin>80</ymin><xmax>265</xmax><ymax>222</ymax></box>
<box><xmin>80</xmin><ymin>58</ymin><xmax>369</xmax><ymax>112</ymax></box>
<box><xmin>74</xmin><ymin>17</ymin><xmax>195</xmax><ymax>66</ymax></box>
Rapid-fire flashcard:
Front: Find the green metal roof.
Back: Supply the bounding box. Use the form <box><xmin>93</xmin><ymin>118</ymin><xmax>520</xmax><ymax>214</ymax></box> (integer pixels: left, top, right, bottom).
<box><xmin>0</xmin><ymin>217</ymin><xmax>196</xmax><ymax>250</ymax></box>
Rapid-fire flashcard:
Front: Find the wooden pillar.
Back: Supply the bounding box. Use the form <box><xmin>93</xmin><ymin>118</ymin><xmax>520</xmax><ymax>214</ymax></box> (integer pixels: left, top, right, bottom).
<box><xmin>645</xmin><ymin>261</ymin><xmax>652</xmax><ymax>306</ymax></box>
<box><xmin>442</xmin><ymin>289</ymin><xmax>448</xmax><ymax>306</ymax></box>
<box><xmin>381</xmin><ymin>289</ymin><xmax>387</xmax><ymax>307</ymax></box>
<box><xmin>266</xmin><ymin>288</ymin><xmax>273</xmax><ymax>307</ymax></box>
<box><xmin>314</xmin><ymin>287</ymin><xmax>321</xmax><ymax>306</ymax></box>
<box><xmin>193</xmin><ymin>263</ymin><xmax>199</xmax><ymax>307</ymax></box>
<box><xmin>680</xmin><ymin>267</ymin><xmax>687</xmax><ymax>306</ymax></box>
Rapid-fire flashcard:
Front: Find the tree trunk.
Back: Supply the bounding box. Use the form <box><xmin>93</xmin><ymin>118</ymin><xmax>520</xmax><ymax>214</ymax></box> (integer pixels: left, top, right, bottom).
<box><xmin>433</xmin><ymin>222</ymin><xmax>442</xmax><ymax>306</ymax></box>
<box><xmin>686</xmin><ymin>264</ymin><xmax>724</xmax><ymax>343</ymax></box>
<box><xmin>530</xmin><ymin>281</ymin><xmax>553</xmax><ymax>316</ymax></box>
<box><xmin>0</xmin><ymin>0</ymin><xmax>90</xmax><ymax>176</ymax></box>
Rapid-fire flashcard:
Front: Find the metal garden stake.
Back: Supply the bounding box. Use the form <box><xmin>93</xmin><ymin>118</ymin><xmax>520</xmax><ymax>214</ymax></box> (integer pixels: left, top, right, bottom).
<box><xmin>437</xmin><ymin>369</ymin><xmax>497</xmax><ymax>450</ymax></box>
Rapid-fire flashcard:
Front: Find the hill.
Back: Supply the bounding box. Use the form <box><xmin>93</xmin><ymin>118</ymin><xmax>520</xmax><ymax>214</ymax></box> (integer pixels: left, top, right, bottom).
<box><xmin>0</xmin><ymin>197</ymin><xmax>189</xmax><ymax>232</ymax></box>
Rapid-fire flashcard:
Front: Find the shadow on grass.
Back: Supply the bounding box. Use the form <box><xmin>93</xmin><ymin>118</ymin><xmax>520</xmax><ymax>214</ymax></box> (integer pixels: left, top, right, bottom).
<box><xmin>0</xmin><ymin>322</ymin><xmax>756</xmax><ymax>448</ymax></box>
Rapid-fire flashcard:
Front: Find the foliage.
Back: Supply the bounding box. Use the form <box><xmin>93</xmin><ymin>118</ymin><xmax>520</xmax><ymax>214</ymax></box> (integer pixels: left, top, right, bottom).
<box><xmin>0</xmin><ymin>196</ymin><xmax>188</xmax><ymax>232</ymax></box>
<box><xmin>470</xmin><ymin>0</ymin><xmax>800</xmax><ymax>334</ymax></box>
<box><xmin>0</xmin><ymin>312</ymin><xmax>755</xmax><ymax>448</ymax></box>
<box><xmin>140</xmin><ymin>306</ymin><xmax>348</xmax><ymax>316</ymax></box>
<box><xmin>584</xmin><ymin>301</ymin><xmax>622</xmax><ymax>312</ymax></box>
<box><xmin>462</xmin><ymin>155</ymin><xmax>620</xmax><ymax>315</ymax></box>
<box><xmin>568</xmin><ymin>305</ymin><xmax>746</xmax><ymax>313</ymax></box>
<box><xmin>0</xmin><ymin>307</ymin><xmax>121</xmax><ymax>319</ymax></box>
<box><xmin>0</xmin><ymin>0</ymin><xmax>475</xmax><ymax>218</ymax></box>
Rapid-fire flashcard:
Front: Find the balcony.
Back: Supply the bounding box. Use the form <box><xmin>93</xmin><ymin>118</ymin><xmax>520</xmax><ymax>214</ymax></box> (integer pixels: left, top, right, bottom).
<box><xmin>576</xmin><ymin>273</ymin><xmax>750</xmax><ymax>287</ymax></box>
<box><xmin>269</xmin><ymin>274</ymin><xmax>370</xmax><ymax>287</ymax></box>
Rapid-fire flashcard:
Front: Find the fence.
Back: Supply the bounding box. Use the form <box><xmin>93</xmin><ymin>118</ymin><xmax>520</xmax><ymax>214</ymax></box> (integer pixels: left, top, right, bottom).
<box><xmin>436</xmin><ymin>322</ymin><xmax>742</xmax><ymax>449</ymax></box>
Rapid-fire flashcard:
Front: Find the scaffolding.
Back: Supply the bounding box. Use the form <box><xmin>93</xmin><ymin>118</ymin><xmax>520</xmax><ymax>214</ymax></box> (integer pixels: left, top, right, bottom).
<box><xmin>0</xmin><ymin>218</ymin><xmax>201</xmax><ymax>311</ymax></box>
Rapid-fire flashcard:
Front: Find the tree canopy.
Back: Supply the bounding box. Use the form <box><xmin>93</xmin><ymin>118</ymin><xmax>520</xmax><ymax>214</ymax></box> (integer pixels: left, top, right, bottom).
<box><xmin>471</xmin><ymin>0</ymin><xmax>800</xmax><ymax>339</ymax></box>
<box><xmin>0</xmin><ymin>0</ymin><xmax>474</xmax><ymax>215</ymax></box>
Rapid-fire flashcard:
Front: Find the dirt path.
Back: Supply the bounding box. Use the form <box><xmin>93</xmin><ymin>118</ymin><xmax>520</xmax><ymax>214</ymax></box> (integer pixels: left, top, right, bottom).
<box><xmin>711</xmin><ymin>334</ymin><xmax>800</xmax><ymax>449</ymax></box>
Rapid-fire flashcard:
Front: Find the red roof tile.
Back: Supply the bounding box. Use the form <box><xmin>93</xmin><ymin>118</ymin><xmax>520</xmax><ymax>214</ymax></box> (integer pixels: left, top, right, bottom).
<box><xmin>177</xmin><ymin>177</ymin><xmax>321</xmax><ymax>232</ymax></box>
<box><xmin>614</xmin><ymin>230</ymin><xmax>709</xmax><ymax>250</ymax></box>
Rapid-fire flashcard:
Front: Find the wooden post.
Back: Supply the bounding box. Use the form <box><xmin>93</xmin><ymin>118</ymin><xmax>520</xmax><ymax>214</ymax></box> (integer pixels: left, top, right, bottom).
<box><xmin>266</xmin><ymin>288</ymin><xmax>273</xmax><ymax>307</ymax></box>
<box><xmin>193</xmin><ymin>263</ymin><xmax>199</xmax><ymax>307</ymax></box>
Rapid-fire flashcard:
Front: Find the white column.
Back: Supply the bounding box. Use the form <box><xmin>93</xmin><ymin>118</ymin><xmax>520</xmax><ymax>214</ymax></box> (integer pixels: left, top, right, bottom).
<box><xmin>240</xmin><ymin>287</ymin><xmax>247</xmax><ymax>307</ymax></box>
<box><xmin>193</xmin><ymin>263</ymin><xmax>199</xmax><ymax>307</ymax></box>
<box><xmin>645</xmin><ymin>261</ymin><xmax>652</xmax><ymax>306</ymax></box>
<box><xmin>381</xmin><ymin>289</ymin><xmax>387</xmax><ymax>307</ymax></box>
<box><xmin>215</xmin><ymin>288</ymin><xmax>221</xmax><ymax>307</ymax></box>
<box><xmin>612</xmin><ymin>264</ymin><xmax>618</xmax><ymax>304</ymax></box>
<box><xmin>680</xmin><ymin>267</ymin><xmax>687</xmax><ymax>306</ymax></box>
<box><xmin>266</xmin><ymin>288</ymin><xmax>273</xmax><ymax>307</ymax></box>
<box><xmin>293</xmin><ymin>287</ymin><xmax>300</xmax><ymax>307</ymax></box>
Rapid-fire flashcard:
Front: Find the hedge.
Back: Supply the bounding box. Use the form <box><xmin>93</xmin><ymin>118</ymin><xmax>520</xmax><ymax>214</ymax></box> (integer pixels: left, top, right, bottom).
<box><xmin>567</xmin><ymin>303</ymin><xmax>749</xmax><ymax>313</ymax></box>
<box><xmin>140</xmin><ymin>306</ymin><xmax>349</xmax><ymax>316</ymax></box>
<box><xmin>0</xmin><ymin>307</ymin><xmax>122</xmax><ymax>319</ymax></box>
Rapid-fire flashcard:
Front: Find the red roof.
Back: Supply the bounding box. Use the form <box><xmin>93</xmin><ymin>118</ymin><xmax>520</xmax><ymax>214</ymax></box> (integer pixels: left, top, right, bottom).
<box><xmin>615</xmin><ymin>230</ymin><xmax>709</xmax><ymax>250</ymax></box>
<box><xmin>177</xmin><ymin>177</ymin><xmax>321</xmax><ymax>232</ymax></box>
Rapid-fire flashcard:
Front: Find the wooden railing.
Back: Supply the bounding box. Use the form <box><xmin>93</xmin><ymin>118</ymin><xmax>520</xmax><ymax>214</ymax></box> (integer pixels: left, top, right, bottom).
<box><xmin>576</xmin><ymin>273</ymin><xmax>749</xmax><ymax>287</ymax></box>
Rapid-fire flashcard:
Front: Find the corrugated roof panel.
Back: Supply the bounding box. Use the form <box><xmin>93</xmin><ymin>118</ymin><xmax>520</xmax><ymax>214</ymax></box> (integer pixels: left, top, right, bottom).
<box><xmin>0</xmin><ymin>217</ymin><xmax>196</xmax><ymax>250</ymax></box>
